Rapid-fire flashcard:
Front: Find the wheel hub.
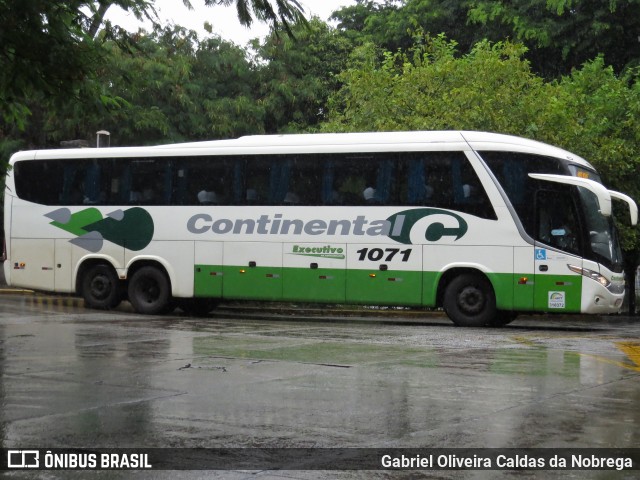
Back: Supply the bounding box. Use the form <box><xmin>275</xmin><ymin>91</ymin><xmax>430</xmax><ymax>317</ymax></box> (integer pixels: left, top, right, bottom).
<box><xmin>91</xmin><ymin>276</ymin><xmax>110</xmax><ymax>299</ymax></box>
<box><xmin>458</xmin><ymin>286</ymin><xmax>485</xmax><ymax>314</ymax></box>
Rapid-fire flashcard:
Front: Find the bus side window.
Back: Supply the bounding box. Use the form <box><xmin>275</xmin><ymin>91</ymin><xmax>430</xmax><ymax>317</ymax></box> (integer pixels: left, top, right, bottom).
<box><xmin>334</xmin><ymin>156</ymin><xmax>366</xmax><ymax>205</ymax></box>
<box><xmin>83</xmin><ymin>161</ymin><xmax>102</xmax><ymax>204</ymax></box>
<box><xmin>481</xmin><ymin>151</ymin><xmax>567</xmax><ymax>235</ymax></box>
<box><xmin>174</xmin><ymin>164</ymin><xmax>188</xmax><ymax>205</ymax></box>
<box><xmin>231</xmin><ymin>160</ymin><xmax>244</xmax><ymax>204</ymax></box>
<box><xmin>405</xmin><ymin>155</ymin><xmax>434</xmax><ymax>205</ymax></box>
<box><xmin>425</xmin><ymin>154</ymin><xmax>454</xmax><ymax>209</ymax></box>
<box><xmin>321</xmin><ymin>160</ymin><xmax>337</xmax><ymax>205</ymax></box>
<box><xmin>14</xmin><ymin>161</ymin><xmax>59</xmax><ymax>205</ymax></box>
<box><xmin>373</xmin><ymin>158</ymin><xmax>395</xmax><ymax>205</ymax></box>
<box><xmin>286</xmin><ymin>155</ymin><xmax>323</xmax><ymax>206</ymax></box>
<box><xmin>121</xmin><ymin>159</ymin><xmax>166</xmax><ymax>205</ymax></box>
<box><xmin>421</xmin><ymin>152</ymin><xmax>496</xmax><ymax>219</ymax></box>
<box><xmin>268</xmin><ymin>157</ymin><xmax>292</xmax><ymax>204</ymax></box>
<box><xmin>60</xmin><ymin>162</ymin><xmax>83</xmax><ymax>204</ymax></box>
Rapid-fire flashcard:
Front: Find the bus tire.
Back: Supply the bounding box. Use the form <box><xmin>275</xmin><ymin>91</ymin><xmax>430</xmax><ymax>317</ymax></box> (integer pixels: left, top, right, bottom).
<box><xmin>82</xmin><ymin>264</ymin><xmax>122</xmax><ymax>310</ymax></box>
<box><xmin>128</xmin><ymin>266</ymin><xmax>172</xmax><ymax>315</ymax></box>
<box><xmin>443</xmin><ymin>273</ymin><xmax>496</xmax><ymax>327</ymax></box>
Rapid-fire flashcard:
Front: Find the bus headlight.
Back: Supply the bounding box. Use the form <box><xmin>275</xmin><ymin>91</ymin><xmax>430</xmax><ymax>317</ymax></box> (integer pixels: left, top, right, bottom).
<box><xmin>567</xmin><ymin>264</ymin><xmax>611</xmax><ymax>288</ymax></box>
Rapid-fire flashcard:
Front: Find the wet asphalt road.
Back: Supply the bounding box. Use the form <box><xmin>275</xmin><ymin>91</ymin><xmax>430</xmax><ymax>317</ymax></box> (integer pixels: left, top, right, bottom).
<box><xmin>1</xmin><ymin>293</ymin><xmax>640</xmax><ymax>479</ymax></box>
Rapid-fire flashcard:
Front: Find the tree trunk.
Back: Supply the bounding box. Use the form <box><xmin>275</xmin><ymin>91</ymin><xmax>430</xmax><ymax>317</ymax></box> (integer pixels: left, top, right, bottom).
<box><xmin>88</xmin><ymin>2</ymin><xmax>111</xmax><ymax>38</ymax></box>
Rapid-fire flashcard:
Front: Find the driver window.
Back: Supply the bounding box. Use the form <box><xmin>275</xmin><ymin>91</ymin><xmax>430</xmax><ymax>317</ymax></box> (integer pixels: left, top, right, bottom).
<box><xmin>535</xmin><ymin>189</ymin><xmax>582</xmax><ymax>256</ymax></box>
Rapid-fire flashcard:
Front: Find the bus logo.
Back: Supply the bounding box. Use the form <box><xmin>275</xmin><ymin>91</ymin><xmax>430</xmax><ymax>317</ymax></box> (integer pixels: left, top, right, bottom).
<box><xmin>548</xmin><ymin>291</ymin><xmax>566</xmax><ymax>309</ymax></box>
<box><xmin>45</xmin><ymin>207</ymin><xmax>154</xmax><ymax>252</ymax></box>
<box><xmin>7</xmin><ymin>450</ymin><xmax>39</xmax><ymax>468</ymax></box>
<box><xmin>386</xmin><ymin>208</ymin><xmax>468</xmax><ymax>245</ymax></box>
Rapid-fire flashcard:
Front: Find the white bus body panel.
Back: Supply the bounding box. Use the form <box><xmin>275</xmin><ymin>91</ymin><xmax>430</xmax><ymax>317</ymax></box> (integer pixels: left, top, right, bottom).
<box><xmin>581</xmin><ymin>261</ymin><xmax>625</xmax><ymax>314</ymax></box>
<box><xmin>8</xmin><ymin>199</ymin><xmax>125</xmax><ymax>293</ymax></box>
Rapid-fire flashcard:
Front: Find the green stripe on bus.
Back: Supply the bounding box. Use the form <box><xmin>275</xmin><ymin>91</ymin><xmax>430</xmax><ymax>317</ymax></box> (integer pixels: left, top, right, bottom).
<box><xmin>533</xmin><ymin>274</ymin><xmax>582</xmax><ymax>312</ymax></box>
<box><xmin>194</xmin><ymin>265</ymin><xmax>582</xmax><ymax>312</ymax></box>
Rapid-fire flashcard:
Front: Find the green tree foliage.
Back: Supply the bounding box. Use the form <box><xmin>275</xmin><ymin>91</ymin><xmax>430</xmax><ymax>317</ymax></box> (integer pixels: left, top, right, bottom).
<box><xmin>0</xmin><ymin>0</ymin><xmax>157</xmax><ymax>129</ymax></box>
<box><xmin>255</xmin><ymin>18</ymin><xmax>354</xmax><ymax>132</ymax></box>
<box><xmin>0</xmin><ymin>0</ymin><xmax>306</xmax><ymax>131</ymax></box>
<box><xmin>31</xmin><ymin>26</ymin><xmax>263</xmax><ymax>146</ymax></box>
<box><xmin>332</xmin><ymin>0</ymin><xmax>478</xmax><ymax>54</ymax></box>
<box><xmin>467</xmin><ymin>0</ymin><xmax>640</xmax><ymax>75</ymax></box>
<box><xmin>325</xmin><ymin>37</ymin><xmax>545</xmax><ymax>133</ymax></box>
<box><xmin>104</xmin><ymin>26</ymin><xmax>264</xmax><ymax>143</ymax></box>
<box><xmin>331</xmin><ymin>0</ymin><xmax>640</xmax><ymax>77</ymax></box>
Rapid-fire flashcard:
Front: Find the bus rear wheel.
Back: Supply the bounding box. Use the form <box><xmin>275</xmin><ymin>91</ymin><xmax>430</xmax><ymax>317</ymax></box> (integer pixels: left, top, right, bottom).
<box><xmin>128</xmin><ymin>266</ymin><xmax>172</xmax><ymax>315</ymax></box>
<box><xmin>82</xmin><ymin>264</ymin><xmax>122</xmax><ymax>310</ymax></box>
<box><xmin>443</xmin><ymin>273</ymin><xmax>496</xmax><ymax>327</ymax></box>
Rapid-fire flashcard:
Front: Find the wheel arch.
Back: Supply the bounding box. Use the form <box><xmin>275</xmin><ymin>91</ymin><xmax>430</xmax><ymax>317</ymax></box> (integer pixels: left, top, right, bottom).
<box><xmin>75</xmin><ymin>255</ymin><xmax>123</xmax><ymax>295</ymax></box>
<box><xmin>435</xmin><ymin>266</ymin><xmax>496</xmax><ymax>308</ymax></box>
<box><xmin>125</xmin><ymin>257</ymin><xmax>174</xmax><ymax>293</ymax></box>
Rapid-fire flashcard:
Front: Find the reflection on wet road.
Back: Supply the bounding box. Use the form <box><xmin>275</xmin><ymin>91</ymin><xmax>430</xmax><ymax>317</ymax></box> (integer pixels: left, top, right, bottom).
<box><xmin>1</xmin><ymin>294</ymin><xmax>640</xmax><ymax>477</ymax></box>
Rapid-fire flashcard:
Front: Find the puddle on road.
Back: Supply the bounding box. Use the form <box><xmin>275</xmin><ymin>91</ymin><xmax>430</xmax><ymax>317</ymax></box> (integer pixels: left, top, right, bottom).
<box><xmin>191</xmin><ymin>334</ymin><xmax>638</xmax><ymax>385</ymax></box>
<box><xmin>193</xmin><ymin>336</ymin><xmax>430</xmax><ymax>367</ymax></box>
<box><xmin>582</xmin><ymin>341</ymin><xmax>640</xmax><ymax>373</ymax></box>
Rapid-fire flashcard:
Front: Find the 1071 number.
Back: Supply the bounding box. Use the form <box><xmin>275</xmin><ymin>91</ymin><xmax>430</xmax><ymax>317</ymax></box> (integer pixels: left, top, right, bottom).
<box><xmin>356</xmin><ymin>248</ymin><xmax>412</xmax><ymax>262</ymax></box>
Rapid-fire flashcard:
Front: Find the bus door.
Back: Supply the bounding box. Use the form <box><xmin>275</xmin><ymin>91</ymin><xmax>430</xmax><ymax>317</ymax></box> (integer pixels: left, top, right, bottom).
<box><xmin>346</xmin><ymin>243</ymin><xmax>422</xmax><ymax>306</ymax></box>
<box><xmin>222</xmin><ymin>241</ymin><xmax>282</xmax><ymax>300</ymax></box>
<box><xmin>283</xmin><ymin>243</ymin><xmax>346</xmax><ymax>303</ymax></box>
<box><xmin>533</xmin><ymin>189</ymin><xmax>583</xmax><ymax>313</ymax></box>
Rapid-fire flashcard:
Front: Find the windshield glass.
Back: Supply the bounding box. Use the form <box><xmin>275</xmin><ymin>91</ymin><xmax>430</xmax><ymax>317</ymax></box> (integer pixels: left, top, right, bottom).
<box><xmin>577</xmin><ymin>187</ymin><xmax>623</xmax><ymax>272</ymax></box>
<box><xmin>479</xmin><ymin>151</ymin><xmax>624</xmax><ymax>272</ymax></box>
<box><xmin>568</xmin><ymin>164</ymin><xmax>602</xmax><ymax>183</ymax></box>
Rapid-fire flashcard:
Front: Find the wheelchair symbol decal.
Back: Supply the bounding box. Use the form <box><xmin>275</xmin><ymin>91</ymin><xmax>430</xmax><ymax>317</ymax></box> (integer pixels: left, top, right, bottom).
<box><xmin>535</xmin><ymin>249</ymin><xmax>547</xmax><ymax>260</ymax></box>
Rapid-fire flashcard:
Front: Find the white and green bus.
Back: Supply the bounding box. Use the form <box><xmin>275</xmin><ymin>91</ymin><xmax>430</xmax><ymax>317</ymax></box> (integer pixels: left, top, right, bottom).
<box><xmin>3</xmin><ymin>131</ymin><xmax>638</xmax><ymax>326</ymax></box>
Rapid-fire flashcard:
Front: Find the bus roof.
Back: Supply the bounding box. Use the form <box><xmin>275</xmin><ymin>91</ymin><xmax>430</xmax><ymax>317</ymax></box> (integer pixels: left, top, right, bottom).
<box><xmin>8</xmin><ymin>130</ymin><xmax>595</xmax><ymax>170</ymax></box>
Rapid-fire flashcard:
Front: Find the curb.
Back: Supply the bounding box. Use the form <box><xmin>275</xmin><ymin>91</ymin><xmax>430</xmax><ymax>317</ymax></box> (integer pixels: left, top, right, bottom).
<box><xmin>4</xmin><ymin>288</ymin><xmax>626</xmax><ymax>323</ymax></box>
<box><xmin>0</xmin><ymin>287</ymin><xmax>447</xmax><ymax>319</ymax></box>
<box><xmin>0</xmin><ymin>288</ymin><xmax>35</xmax><ymax>295</ymax></box>
<box><xmin>24</xmin><ymin>295</ymin><xmax>86</xmax><ymax>309</ymax></box>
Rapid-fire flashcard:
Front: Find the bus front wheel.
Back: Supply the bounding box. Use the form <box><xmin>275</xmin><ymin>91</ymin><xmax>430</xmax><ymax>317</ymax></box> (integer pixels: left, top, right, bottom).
<box><xmin>443</xmin><ymin>273</ymin><xmax>496</xmax><ymax>327</ymax></box>
<box><xmin>82</xmin><ymin>264</ymin><xmax>122</xmax><ymax>310</ymax></box>
<box><xmin>128</xmin><ymin>266</ymin><xmax>172</xmax><ymax>315</ymax></box>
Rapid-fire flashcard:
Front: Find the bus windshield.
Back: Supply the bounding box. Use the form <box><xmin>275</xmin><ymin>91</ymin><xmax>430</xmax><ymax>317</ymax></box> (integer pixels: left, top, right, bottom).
<box><xmin>577</xmin><ymin>186</ymin><xmax>623</xmax><ymax>271</ymax></box>
<box><xmin>479</xmin><ymin>151</ymin><xmax>623</xmax><ymax>272</ymax></box>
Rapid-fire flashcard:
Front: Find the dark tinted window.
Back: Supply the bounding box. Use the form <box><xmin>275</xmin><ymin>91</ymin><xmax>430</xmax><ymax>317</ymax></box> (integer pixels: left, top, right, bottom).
<box><xmin>480</xmin><ymin>151</ymin><xmax>566</xmax><ymax>235</ymax></box>
<box><xmin>536</xmin><ymin>188</ymin><xmax>583</xmax><ymax>256</ymax></box>
<box><xmin>13</xmin><ymin>152</ymin><xmax>496</xmax><ymax>219</ymax></box>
